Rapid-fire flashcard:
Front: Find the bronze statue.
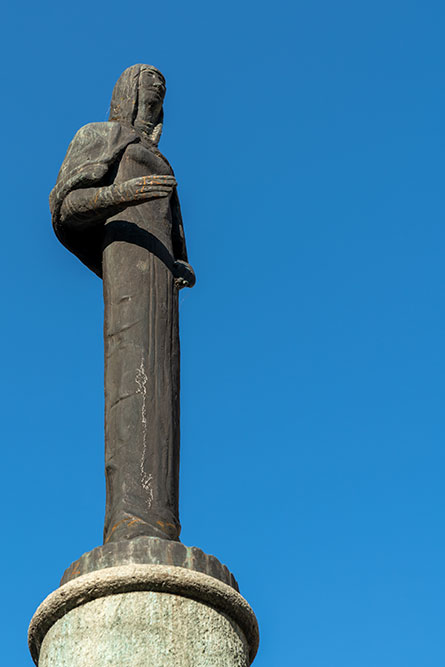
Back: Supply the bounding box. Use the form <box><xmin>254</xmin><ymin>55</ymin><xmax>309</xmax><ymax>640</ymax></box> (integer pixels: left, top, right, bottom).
<box><xmin>50</xmin><ymin>64</ymin><xmax>195</xmax><ymax>546</ymax></box>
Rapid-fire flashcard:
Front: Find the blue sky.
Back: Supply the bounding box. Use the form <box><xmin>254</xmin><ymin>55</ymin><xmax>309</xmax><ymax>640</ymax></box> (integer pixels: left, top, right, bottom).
<box><xmin>1</xmin><ymin>0</ymin><xmax>445</xmax><ymax>665</ymax></box>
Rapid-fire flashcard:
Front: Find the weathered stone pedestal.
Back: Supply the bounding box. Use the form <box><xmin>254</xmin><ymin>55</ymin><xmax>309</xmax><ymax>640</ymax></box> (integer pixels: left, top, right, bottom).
<box><xmin>28</xmin><ymin>541</ymin><xmax>259</xmax><ymax>666</ymax></box>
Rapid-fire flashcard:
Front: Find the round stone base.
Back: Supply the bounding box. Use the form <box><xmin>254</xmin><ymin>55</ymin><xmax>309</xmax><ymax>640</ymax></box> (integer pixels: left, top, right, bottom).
<box><xmin>29</xmin><ymin>564</ymin><xmax>259</xmax><ymax>666</ymax></box>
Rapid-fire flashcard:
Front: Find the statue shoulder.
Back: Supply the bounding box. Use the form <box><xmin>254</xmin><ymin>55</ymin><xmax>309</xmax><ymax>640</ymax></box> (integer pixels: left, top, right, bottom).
<box><xmin>69</xmin><ymin>122</ymin><xmax>137</xmax><ymax>154</ymax></box>
<box><xmin>72</xmin><ymin>120</ymin><xmax>131</xmax><ymax>137</ymax></box>
<box><xmin>54</xmin><ymin>122</ymin><xmax>138</xmax><ymax>189</ymax></box>
<box><xmin>74</xmin><ymin>121</ymin><xmax>109</xmax><ymax>135</ymax></box>
<box><xmin>50</xmin><ymin>121</ymin><xmax>138</xmax><ymax>218</ymax></box>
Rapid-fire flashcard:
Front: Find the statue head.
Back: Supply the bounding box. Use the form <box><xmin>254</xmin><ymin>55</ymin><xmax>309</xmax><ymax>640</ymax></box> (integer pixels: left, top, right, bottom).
<box><xmin>109</xmin><ymin>64</ymin><xmax>166</xmax><ymax>145</ymax></box>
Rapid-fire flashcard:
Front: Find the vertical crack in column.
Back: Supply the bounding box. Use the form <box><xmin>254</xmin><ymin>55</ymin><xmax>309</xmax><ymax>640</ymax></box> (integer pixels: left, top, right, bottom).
<box><xmin>135</xmin><ymin>360</ymin><xmax>153</xmax><ymax>508</ymax></box>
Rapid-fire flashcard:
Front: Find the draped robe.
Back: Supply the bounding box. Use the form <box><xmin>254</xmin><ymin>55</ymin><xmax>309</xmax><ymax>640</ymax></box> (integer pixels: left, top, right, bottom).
<box><xmin>50</xmin><ymin>121</ymin><xmax>189</xmax><ymax>543</ymax></box>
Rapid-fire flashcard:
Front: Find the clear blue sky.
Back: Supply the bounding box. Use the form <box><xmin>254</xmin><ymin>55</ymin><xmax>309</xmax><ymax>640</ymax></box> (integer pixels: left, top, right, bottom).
<box><xmin>1</xmin><ymin>1</ymin><xmax>444</xmax><ymax>665</ymax></box>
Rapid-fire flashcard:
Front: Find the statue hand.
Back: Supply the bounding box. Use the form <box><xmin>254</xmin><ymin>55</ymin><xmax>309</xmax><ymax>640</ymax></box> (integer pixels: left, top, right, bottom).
<box><xmin>173</xmin><ymin>260</ymin><xmax>196</xmax><ymax>289</ymax></box>
<box><xmin>119</xmin><ymin>175</ymin><xmax>177</xmax><ymax>201</ymax></box>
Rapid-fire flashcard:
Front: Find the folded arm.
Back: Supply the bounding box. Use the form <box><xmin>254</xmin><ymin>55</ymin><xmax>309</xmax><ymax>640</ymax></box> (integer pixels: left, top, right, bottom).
<box><xmin>59</xmin><ymin>175</ymin><xmax>177</xmax><ymax>230</ymax></box>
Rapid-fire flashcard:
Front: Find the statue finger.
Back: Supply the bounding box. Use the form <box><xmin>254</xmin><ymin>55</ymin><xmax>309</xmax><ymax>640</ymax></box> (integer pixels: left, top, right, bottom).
<box><xmin>148</xmin><ymin>185</ymin><xmax>173</xmax><ymax>193</ymax></box>
<box><xmin>137</xmin><ymin>184</ymin><xmax>172</xmax><ymax>193</ymax></box>
<box><xmin>148</xmin><ymin>175</ymin><xmax>176</xmax><ymax>186</ymax></box>
<box><xmin>145</xmin><ymin>188</ymin><xmax>173</xmax><ymax>198</ymax></box>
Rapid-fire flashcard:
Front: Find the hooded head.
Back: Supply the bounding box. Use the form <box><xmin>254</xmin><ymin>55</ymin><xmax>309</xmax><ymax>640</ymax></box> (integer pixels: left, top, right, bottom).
<box><xmin>109</xmin><ymin>64</ymin><xmax>166</xmax><ymax>145</ymax></box>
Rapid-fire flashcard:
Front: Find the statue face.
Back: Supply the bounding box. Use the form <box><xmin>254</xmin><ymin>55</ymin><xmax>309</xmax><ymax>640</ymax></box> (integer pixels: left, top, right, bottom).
<box><xmin>136</xmin><ymin>68</ymin><xmax>166</xmax><ymax>125</ymax></box>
